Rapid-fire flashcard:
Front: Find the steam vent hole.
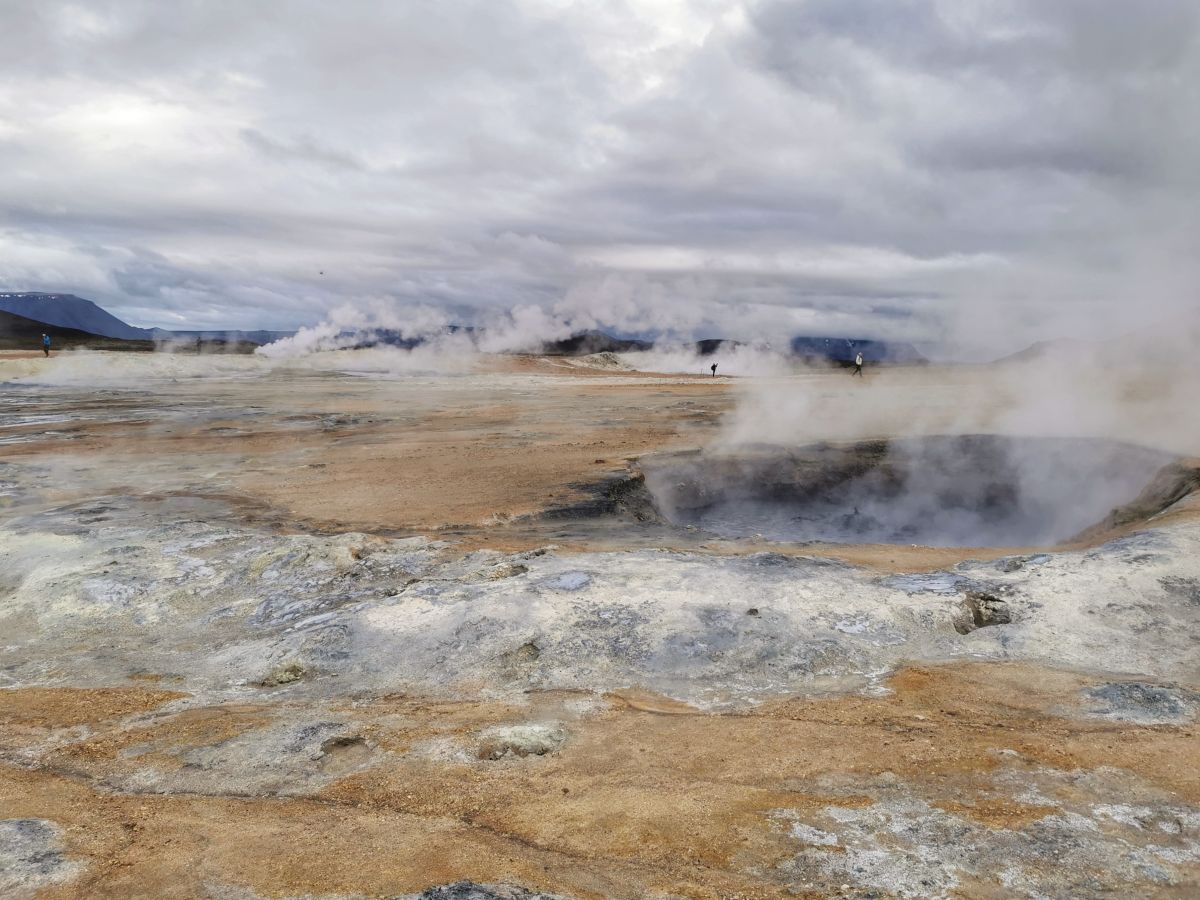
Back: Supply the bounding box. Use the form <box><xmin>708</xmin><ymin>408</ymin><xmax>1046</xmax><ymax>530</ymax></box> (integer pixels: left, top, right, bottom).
<box><xmin>641</xmin><ymin>436</ymin><xmax>1197</xmax><ymax>548</ymax></box>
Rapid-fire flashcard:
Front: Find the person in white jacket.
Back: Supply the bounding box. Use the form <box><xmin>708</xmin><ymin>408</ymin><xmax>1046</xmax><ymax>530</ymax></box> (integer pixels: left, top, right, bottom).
<box><xmin>851</xmin><ymin>351</ymin><xmax>864</xmax><ymax>377</ymax></box>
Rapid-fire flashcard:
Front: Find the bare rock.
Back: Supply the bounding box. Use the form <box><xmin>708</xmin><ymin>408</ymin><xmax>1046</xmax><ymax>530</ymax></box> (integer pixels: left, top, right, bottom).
<box><xmin>953</xmin><ymin>591</ymin><xmax>1012</xmax><ymax>635</ymax></box>
<box><xmin>261</xmin><ymin>659</ymin><xmax>306</xmax><ymax>686</ymax></box>
<box><xmin>488</xmin><ymin>563</ymin><xmax>529</xmax><ymax>580</ymax></box>
<box><xmin>477</xmin><ymin>723</ymin><xmax>566</xmax><ymax>760</ymax></box>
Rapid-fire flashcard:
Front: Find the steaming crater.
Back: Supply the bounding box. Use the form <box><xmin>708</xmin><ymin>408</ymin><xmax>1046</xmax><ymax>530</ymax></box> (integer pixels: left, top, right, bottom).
<box><xmin>640</xmin><ymin>436</ymin><xmax>1198</xmax><ymax>548</ymax></box>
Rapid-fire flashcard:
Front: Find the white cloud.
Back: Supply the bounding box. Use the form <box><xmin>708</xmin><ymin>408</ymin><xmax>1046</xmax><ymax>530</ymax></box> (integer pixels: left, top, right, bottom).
<box><xmin>0</xmin><ymin>0</ymin><xmax>1196</xmax><ymax>352</ymax></box>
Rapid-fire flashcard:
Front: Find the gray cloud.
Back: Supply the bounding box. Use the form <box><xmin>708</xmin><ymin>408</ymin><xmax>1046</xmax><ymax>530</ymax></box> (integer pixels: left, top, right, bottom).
<box><xmin>240</xmin><ymin>129</ymin><xmax>368</xmax><ymax>172</ymax></box>
<box><xmin>0</xmin><ymin>0</ymin><xmax>1196</xmax><ymax>352</ymax></box>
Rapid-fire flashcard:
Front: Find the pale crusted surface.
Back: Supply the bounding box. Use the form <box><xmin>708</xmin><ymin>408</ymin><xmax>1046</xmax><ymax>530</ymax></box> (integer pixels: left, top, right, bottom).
<box><xmin>1</xmin><ymin>666</ymin><xmax>1198</xmax><ymax>898</ymax></box>
<box><xmin>0</xmin><ymin>352</ymin><xmax>731</xmax><ymax>540</ymax></box>
<box><xmin>1</xmin><ymin>352</ymin><xmax>1198</xmax><ymax>897</ymax></box>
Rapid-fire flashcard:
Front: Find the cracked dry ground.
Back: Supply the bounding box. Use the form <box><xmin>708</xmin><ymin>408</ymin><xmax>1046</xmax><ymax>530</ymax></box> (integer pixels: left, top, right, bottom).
<box><xmin>2</xmin><ymin>355</ymin><xmax>1199</xmax><ymax>897</ymax></box>
<box><xmin>3</xmin><ymin>665</ymin><xmax>1199</xmax><ymax>898</ymax></box>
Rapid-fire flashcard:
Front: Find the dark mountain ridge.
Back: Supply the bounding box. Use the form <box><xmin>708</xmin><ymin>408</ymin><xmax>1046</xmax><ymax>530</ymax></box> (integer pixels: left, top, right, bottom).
<box><xmin>789</xmin><ymin>335</ymin><xmax>927</xmax><ymax>364</ymax></box>
<box><xmin>0</xmin><ymin>292</ymin><xmax>929</xmax><ymax>362</ymax></box>
<box><xmin>152</xmin><ymin>328</ymin><xmax>295</xmax><ymax>345</ymax></box>
<box><xmin>0</xmin><ymin>308</ymin><xmax>154</xmax><ymax>351</ymax></box>
<box><xmin>538</xmin><ymin>330</ymin><xmax>654</xmax><ymax>356</ymax></box>
<box><xmin>0</xmin><ymin>292</ymin><xmax>292</xmax><ymax>346</ymax></box>
<box><xmin>0</xmin><ymin>292</ymin><xmax>153</xmax><ymax>340</ymax></box>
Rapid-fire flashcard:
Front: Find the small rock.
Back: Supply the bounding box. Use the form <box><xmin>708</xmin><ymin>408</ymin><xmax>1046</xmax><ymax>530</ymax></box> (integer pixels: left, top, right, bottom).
<box><xmin>953</xmin><ymin>591</ymin><xmax>1012</xmax><ymax>635</ymax></box>
<box><xmin>261</xmin><ymin>660</ymin><xmax>306</xmax><ymax>686</ymax></box>
<box><xmin>488</xmin><ymin>563</ymin><xmax>529</xmax><ymax>580</ymax></box>
<box><xmin>477</xmin><ymin>723</ymin><xmax>566</xmax><ymax>760</ymax></box>
<box><xmin>498</xmin><ymin>640</ymin><xmax>542</xmax><ymax>679</ymax></box>
<box><xmin>746</xmin><ymin>607</ymin><xmax>760</xmax><ymax>617</ymax></box>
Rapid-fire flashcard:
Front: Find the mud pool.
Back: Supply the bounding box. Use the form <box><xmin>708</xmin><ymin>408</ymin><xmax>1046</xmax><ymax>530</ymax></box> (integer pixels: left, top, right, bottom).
<box><xmin>640</xmin><ymin>435</ymin><xmax>1188</xmax><ymax>547</ymax></box>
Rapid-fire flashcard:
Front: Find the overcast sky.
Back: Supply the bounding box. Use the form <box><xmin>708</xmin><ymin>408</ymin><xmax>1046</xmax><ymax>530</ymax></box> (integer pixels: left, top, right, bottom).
<box><xmin>1</xmin><ymin>0</ymin><xmax>1197</xmax><ymax>349</ymax></box>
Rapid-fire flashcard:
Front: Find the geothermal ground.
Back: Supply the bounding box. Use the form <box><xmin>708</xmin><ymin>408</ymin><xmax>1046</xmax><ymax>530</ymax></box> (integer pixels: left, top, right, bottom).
<box><xmin>1</xmin><ymin>349</ymin><xmax>1198</xmax><ymax>899</ymax></box>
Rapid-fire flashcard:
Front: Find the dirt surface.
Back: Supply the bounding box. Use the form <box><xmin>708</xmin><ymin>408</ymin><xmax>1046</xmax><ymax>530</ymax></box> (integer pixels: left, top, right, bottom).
<box><xmin>2</xmin><ymin>350</ymin><xmax>1199</xmax><ymax>897</ymax></box>
<box><xmin>2</xmin><ymin>663</ymin><xmax>1197</xmax><ymax>898</ymax></box>
<box><xmin>0</xmin><ymin>688</ymin><xmax>187</xmax><ymax>730</ymax></box>
<box><xmin>0</xmin><ymin>355</ymin><xmax>731</xmax><ymax>538</ymax></box>
<box><xmin>1</xmin><ymin>352</ymin><xmax>1192</xmax><ymax>568</ymax></box>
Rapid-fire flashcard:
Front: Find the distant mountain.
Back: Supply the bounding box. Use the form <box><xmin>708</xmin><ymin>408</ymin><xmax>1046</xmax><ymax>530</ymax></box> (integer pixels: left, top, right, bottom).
<box><xmin>0</xmin><ymin>308</ymin><xmax>154</xmax><ymax>351</ymax></box>
<box><xmin>539</xmin><ymin>330</ymin><xmax>654</xmax><ymax>356</ymax></box>
<box><xmin>694</xmin><ymin>339</ymin><xmax>745</xmax><ymax>356</ymax></box>
<box><xmin>0</xmin><ymin>293</ymin><xmax>300</xmax><ymax>347</ymax></box>
<box><xmin>538</xmin><ymin>332</ymin><xmax>924</xmax><ymax>362</ymax></box>
<box><xmin>0</xmin><ymin>292</ymin><xmax>932</xmax><ymax>365</ymax></box>
<box><xmin>339</xmin><ymin>328</ymin><xmax>423</xmax><ymax>350</ymax></box>
<box><xmin>350</xmin><ymin>324</ymin><xmax>487</xmax><ymax>349</ymax></box>
<box><xmin>789</xmin><ymin>336</ymin><xmax>927</xmax><ymax>365</ymax></box>
<box><xmin>152</xmin><ymin>328</ymin><xmax>295</xmax><ymax>346</ymax></box>
<box><xmin>0</xmin><ymin>292</ymin><xmax>153</xmax><ymax>340</ymax></box>
<box><xmin>991</xmin><ymin>337</ymin><xmax>1096</xmax><ymax>365</ymax></box>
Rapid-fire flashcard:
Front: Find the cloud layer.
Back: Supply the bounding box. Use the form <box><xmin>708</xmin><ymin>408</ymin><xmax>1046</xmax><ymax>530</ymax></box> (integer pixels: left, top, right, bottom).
<box><xmin>1</xmin><ymin>1</ymin><xmax>1196</xmax><ymax>353</ymax></box>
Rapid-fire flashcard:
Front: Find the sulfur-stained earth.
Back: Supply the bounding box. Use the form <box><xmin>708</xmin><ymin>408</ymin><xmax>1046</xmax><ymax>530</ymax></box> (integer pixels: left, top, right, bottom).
<box><xmin>1</xmin><ymin>349</ymin><xmax>1198</xmax><ymax>898</ymax></box>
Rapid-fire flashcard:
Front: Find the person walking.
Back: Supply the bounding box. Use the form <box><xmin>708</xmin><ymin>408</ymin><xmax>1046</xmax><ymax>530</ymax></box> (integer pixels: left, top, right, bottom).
<box><xmin>710</xmin><ymin>362</ymin><xmax>718</xmax><ymax>377</ymax></box>
<box><xmin>41</xmin><ymin>333</ymin><xmax>51</xmax><ymax>357</ymax></box>
<box><xmin>851</xmin><ymin>351</ymin><xmax>864</xmax><ymax>377</ymax></box>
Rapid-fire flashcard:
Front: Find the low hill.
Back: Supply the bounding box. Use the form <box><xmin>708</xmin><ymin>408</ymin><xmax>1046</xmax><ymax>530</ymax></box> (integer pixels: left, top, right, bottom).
<box><xmin>0</xmin><ymin>308</ymin><xmax>154</xmax><ymax>351</ymax></box>
<box><xmin>790</xmin><ymin>336</ymin><xmax>927</xmax><ymax>365</ymax></box>
<box><xmin>151</xmin><ymin>328</ymin><xmax>295</xmax><ymax>346</ymax></box>
<box><xmin>694</xmin><ymin>339</ymin><xmax>745</xmax><ymax>356</ymax></box>
<box><xmin>341</xmin><ymin>328</ymin><xmax>423</xmax><ymax>350</ymax></box>
<box><xmin>0</xmin><ymin>292</ymin><xmax>290</xmax><ymax>349</ymax></box>
<box><xmin>991</xmin><ymin>338</ymin><xmax>1098</xmax><ymax>365</ymax></box>
<box><xmin>539</xmin><ymin>330</ymin><xmax>654</xmax><ymax>356</ymax></box>
<box><xmin>0</xmin><ymin>292</ymin><xmax>153</xmax><ymax>340</ymax></box>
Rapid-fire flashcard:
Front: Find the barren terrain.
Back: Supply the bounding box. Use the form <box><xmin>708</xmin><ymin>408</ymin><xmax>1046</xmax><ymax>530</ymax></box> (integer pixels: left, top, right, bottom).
<box><xmin>1</xmin><ymin>349</ymin><xmax>1198</xmax><ymax>898</ymax></box>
